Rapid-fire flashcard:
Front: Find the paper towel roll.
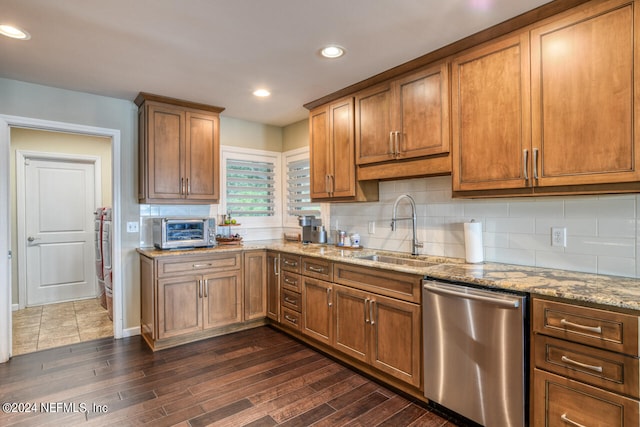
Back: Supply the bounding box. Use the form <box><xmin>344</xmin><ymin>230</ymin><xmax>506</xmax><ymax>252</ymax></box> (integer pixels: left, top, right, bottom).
<box><xmin>464</xmin><ymin>221</ymin><xmax>483</xmax><ymax>263</ymax></box>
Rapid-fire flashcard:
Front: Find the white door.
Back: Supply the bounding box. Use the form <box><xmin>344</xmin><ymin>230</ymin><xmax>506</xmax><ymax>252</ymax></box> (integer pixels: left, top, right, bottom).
<box><xmin>25</xmin><ymin>158</ymin><xmax>96</xmax><ymax>305</ymax></box>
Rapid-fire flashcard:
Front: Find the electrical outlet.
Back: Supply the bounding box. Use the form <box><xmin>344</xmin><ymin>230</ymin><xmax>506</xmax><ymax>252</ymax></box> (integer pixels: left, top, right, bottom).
<box><xmin>551</xmin><ymin>227</ymin><xmax>566</xmax><ymax>247</ymax></box>
<box><xmin>368</xmin><ymin>221</ymin><xmax>376</xmax><ymax>234</ymax></box>
<box><xmin>127</xmin><ymin>221</ymin><xmax>139</xmax><ymax>233</ymax></box>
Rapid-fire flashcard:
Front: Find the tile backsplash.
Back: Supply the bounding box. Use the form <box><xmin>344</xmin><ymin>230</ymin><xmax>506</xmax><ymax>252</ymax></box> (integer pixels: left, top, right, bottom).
<box><xmin>330</xmin><ymin>176</ymin><xmax>640</xmax><ymax>278</ymax></box>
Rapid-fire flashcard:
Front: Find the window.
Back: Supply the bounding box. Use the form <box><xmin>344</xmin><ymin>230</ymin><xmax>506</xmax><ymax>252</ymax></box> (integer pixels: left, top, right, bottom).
<box><xmin>221</xmin><ymin>147</ymin><xmax>281</xmax><ymax>227</ymax></box>
<box><xmin>283</xmin><ymin>147</ymin><xmax>321</xmax><ymax>228</ymax></box>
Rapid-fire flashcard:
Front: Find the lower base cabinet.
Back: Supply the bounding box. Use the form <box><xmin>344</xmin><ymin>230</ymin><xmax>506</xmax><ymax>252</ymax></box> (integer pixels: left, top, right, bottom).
<box><xmin>534</xmin><ymin>369</ymin><xmax>640</xmax><ymax>426</ymax></box>
<box><xmin>140</xmin><ymin>250</ymin><xmax>265</xmax><ymax>351</ymax></box>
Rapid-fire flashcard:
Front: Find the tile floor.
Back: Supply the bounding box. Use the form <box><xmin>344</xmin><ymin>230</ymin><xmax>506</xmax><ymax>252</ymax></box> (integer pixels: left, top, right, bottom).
<box><xmin>12</xmin><ymin>298</ymin><xmax>113</xmax><ymax>356</ymax></box>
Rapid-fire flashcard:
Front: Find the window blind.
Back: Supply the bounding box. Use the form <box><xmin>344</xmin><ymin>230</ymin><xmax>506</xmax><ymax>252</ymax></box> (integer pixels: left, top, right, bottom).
<box><xmin>286</xmin><ymin>158</ymin><xmax>320</xmax><ymax>218</ymax></box>
<box><xmin>226</xmin><ymin>158</ymin><xmax>276</xmax><ymax>217</ymax></box>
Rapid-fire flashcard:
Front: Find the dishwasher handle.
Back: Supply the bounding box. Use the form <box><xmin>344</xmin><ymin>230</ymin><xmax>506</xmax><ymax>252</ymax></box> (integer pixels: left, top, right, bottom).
<box><xmin>423</xmin><ymin>281</ymin><xmax>520</xmax><ymax>309</ymax></box>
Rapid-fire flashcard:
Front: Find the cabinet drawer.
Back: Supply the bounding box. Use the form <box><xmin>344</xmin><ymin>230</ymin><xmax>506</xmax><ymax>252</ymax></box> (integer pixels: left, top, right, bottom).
<box><xmin>533</xmin><ymin>369</ymin><xmax>640</xmax><ymax>427</ymax></box>
<box><xmin>281</xmin><ymin>307</ymin><xmax>302</xmax><ymax>331</ymax></box>
<box><xmin>157</xmin><ymin>253</ymin><xmax>242</xmax><ymax>277</ymax></box>
<box><xmin>281</xmin><ymin>289</ymin><xmax>302</xmax><ymax>313</ymax></box>
<box><xmin>535</xmin><ymin>335</ymin><xmax>639</xmax><ymax>398</ymax></box>
<box><xmin>533</xmin><ymin>299</ymin><xmax>640</xmax><ymax>356</ymax></box>
<box><xmin>281</xmin><ymin>254</ymin><xmax>301</xmax><ymax>273</ymax></box>
<box><xmin>334</xmin><ymin>262</ymin><xmax>421</xmax><ymax>303</ymax></box>
<box><xmin>302</xmin><ymin>257</ymin><xmax>333</xmax><ymax>281</ymax></box>
<box><xmin>281</xmin><ymin>271</ymin><xmax>302</xmax><ymax>293</ymax></box>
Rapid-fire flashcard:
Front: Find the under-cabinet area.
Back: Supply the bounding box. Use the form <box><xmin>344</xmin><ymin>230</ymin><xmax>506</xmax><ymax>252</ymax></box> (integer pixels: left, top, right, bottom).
<box><xmin>139</xmin><ymin>244</ymin><xmax>640</xmax><ymax>426</ymax></box>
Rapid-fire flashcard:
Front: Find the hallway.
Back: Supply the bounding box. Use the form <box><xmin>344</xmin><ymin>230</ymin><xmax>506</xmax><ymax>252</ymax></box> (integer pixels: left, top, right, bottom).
<box><xmin>12</xmin><ymin>298</ymin><xmax>112</xmax><ymax>356</ymax></box>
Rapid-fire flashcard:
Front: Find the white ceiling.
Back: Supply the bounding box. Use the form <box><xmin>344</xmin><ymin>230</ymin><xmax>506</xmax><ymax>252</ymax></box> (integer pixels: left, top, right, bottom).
<box><xmin>0</xmin><ymin>0</ymin><xmax>551</xmax><ymax>127</ymax></box>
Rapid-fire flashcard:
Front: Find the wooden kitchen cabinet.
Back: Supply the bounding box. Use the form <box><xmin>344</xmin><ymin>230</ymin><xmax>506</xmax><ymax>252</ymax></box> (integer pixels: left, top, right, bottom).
<box><xmin>452</xmin><ymin>32</ymin><xmax>531</xmax><ymax>193</ymax></box>
<box><xmin>531</xmin><ymin>297</ymin><xmax>640</xmax><ymax>426</ymax></box>
<box><xmin>243</xmin><ymin>250</ymin><xmax>267</xmax><ymax>321</ymax></box>
<box><xmin>139</xmin><ymin>251</ymin><xmax>257</xmax><ymax>351</ymax></box>
<box><xmin>301</xmin><ymin>276</ymin><xmax>333</xmax><ymax>346</ymax></box>
<box><xmin>266</xmin><ymin>251</ymin><xmax>280</xmax><ymax>322</ymax></box>
<box><xmin>453</xmin><ymin>0</ymin><xmax>640</xmax><ymax>196</ymax></box>
<box><xmin>309</xmin><ymin>97</ymin><xmax>378</xmax><ymax>202</ymax></box>
<box><xmin>355</xmin><ymin>62</ymin><xmax>451</xmax><ymax>179</ymax></box>
<box><xmin>135</xmin><ymin>92</ymin><xmax>224</xmax><ymax>204</ymax></box>
<box><xmin>529</xmin><ymin>0</ymin><xmax>640</xmax><ymax>188</ymax></box>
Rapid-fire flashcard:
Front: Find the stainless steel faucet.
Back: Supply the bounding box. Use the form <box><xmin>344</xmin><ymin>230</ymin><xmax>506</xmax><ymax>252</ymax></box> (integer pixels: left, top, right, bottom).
<box><xmin>391</xmin><ymin>194</ymin><xmax>423</xmax><ymax>256</ymax></box>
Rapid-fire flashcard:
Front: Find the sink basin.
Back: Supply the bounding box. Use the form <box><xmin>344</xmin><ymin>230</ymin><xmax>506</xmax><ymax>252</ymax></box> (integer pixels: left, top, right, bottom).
<box><xmin>357</xmin><ymin>254</ymin><xmax>439</xmax><ymax>268</ymax></box>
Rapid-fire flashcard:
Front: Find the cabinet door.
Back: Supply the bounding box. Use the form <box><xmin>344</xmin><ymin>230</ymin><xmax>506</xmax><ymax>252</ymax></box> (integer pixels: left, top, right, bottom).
<box><xmin>452</xmin><ymin>33</ymin><xmax>532</xmax><ymax>191</ymax></box>
<box><xmin>531</xmin><ymin>0</ymin><xmax>640</xmax><ymax>187</ymax></box>
<box><xmin>146</xmin><ymin>103</ymin><xmax>185</xmax><ymax>200</ymax></box>
<box><xmin>333</xmin><ymin>284</ymin><xmax>368</xmax><ymax>363</ymax></box>
<box><xmin>202</xmin><ymin>270</ymin><xmax>242</xmax><ymax>329</ymax></box>
<box><xmin>356</xmin><ymin>82</ymin><xmax>394</xmax><ymax>165</ymax></box>
<box><xmin>185</xmin><ymin>111</ymin><xmax>220</xmax><ymax>202</ymax></box>
<box><xmin>157</xmin><ymin>274</ymin><xmax>201</xmax><ymax>339</ymax></box>
<box><xmin>397</xmin><ymin>63</ymin><xmax>450</xmax><ymax>159</ymax></box>
<box><xmin>329</xmin><ymin>98</ymin><xmax>356</xmax><ymax>198</ymax></box>
<box><xmin>266</xmin><ymin>252</ymin><xmax>280</xmax><ymax>322</ymax></box>
<box><xmin>370</xmin><ymin>294</ymin><xmax>421</xmax><ymax>387</ymax></box>
<box><xmin>243</xmin><ymin>250</ymin><xmax>266</xmax><ymax>321</ymax></box>
<box><xmin>301</xmin><ymin>276</ymin><xmax>333</xmax><ymax>345</ymax></box>
<box><xmin>309</xmin><ymin>106</ymin><xmax>331</xmax><ymax>199</ymax></box>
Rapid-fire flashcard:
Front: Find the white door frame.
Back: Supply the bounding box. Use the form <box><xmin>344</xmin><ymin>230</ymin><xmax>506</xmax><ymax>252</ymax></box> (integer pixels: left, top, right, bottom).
<box><xmin>0</xmin><ymin>114</ymin><xmax>122</xmax><ymax>363</ymax></box>
<box><xmin>16</xmin><ymin>150</ymin><xmax>102</xmax><ymax>308</ymax></box>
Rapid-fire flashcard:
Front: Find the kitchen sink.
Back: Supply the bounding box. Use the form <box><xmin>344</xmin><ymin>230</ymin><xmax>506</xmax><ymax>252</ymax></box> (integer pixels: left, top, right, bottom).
<box><xmin>357</xmin><ymin>254</ymin><xmax>440</xmax><ymax>268</ymax></box>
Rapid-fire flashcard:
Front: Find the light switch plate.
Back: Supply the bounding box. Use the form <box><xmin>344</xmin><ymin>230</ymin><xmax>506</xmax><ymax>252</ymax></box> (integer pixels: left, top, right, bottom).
<box><xmin>368</xmin><ymin>221</ymin><xmax>376</xmax><ymax>234</ymax></box>
<box><xmin>127</xmin><ymin>221</ymin><xmax>139</xmax><ymax>233</ymax></box>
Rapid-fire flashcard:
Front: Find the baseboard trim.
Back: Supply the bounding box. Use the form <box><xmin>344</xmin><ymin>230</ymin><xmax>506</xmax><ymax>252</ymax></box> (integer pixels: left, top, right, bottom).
<box><xmin>121</xmin><ymin>326</ymin><xmax>141</xmax><ymax>338</ymax></box>
<box><xmin>11</xmin><ymin>304</ymin><xmax>19</xmax><ymax>312</ymax></box>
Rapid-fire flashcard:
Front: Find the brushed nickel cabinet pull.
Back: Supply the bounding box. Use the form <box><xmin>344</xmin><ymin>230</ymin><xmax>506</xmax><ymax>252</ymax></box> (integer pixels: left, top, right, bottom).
<box><xmin>284</xmin><ymin>314</ymin><xmax>297</xmax><ymax>324</ymax></box>
<box><xmin>273</xmin><ymin>257</ymin><xmax>280</xmax><ymax>276</ymax></box>
<box><xmin>523</xmin><ymin>149</ymin><xmax>529</xmax><ymax>181</ymax></box>
<box><xmin>389</xmin><ymin>131</ymin><xmax>395</xmax><ymax>156</ymax></box>
<box><xmin>560</xmin><ymin>414</ymin><xmax>587</xmax><ymax>427</ymax></box>
<box><xmin>395</xmin><ymin>131</ymin><xmax>401</xmax><ymax>157</ymax></box>
<box><xmin>204</xmin><ymin>279</ymin><xmax>208</xmax><ymax>298</ymax></box>
<box><xmin>533</xmin><ymin>148</ymin><xmax>539</xmax><ymax>180</ymax></box>
<box><xmin>283</xmin><ymin>260</ymin><xmax>298</xmax><ymax>267</ymax></box>
<box><xmin>327</xmin><ymin>288</ymin><xmax>332</xmax><ymax>307</ymax></box>
<box><xmin>365</xmin><ymin>298</ymin><xmax>370</xmax><ymax>324</ymax></box>
<box><xmin>325</xmin><ymin>174</ymin><xmax>330</xmax><ymax>194</ymax></box>
<box><xmin>370</xmin><ymin>300</ymin><xmax>375</xmax><ymax>326</ymax></box>
<box><xmin>186</xmin><ymin>177</ymin><xmax>190</xmax><ymax>195</ymax></box>
<box><xmin>192</xmin><ymin>263</ymin><xmax>212</xmax><ymax>268</ymax></box>
<box><xmin>284</xmin><ymin>277</ymin><xmax>297</xmax><ymax>285</ymax></box>
<box><xmin>308</xmin><ymin>266</ymin><xmax>325</xmax><ymax>273</ymax></box>
<box><xmin>284</xmin><ymin>296</ymin><xmax>297</xmax><ymax>305</ymax></box>
<box><xmin>560</xmin><ymin>318</ymin><xmax>603</xmax><ymax>334</ymax></box>
<box><xmin>181</xmin><ymin>177</ymin><xmax>185</xmax><ymax>195</ymax></box>
<box><xmin>561</xmin><ymin>355</ymin><xmax>603</xmax><ymax>373</ymax></box>
<box><xmin>198</xmin><ymin>279</ymin><xmax>203</xmax><ymax>298</ymax></box>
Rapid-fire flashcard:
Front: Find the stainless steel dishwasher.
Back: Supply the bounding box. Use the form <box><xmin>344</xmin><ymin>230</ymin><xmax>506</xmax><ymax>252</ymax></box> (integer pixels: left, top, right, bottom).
<box><xmin>423</xmin><ymin>279</ymin><xmax>527</xmax><ymax>427</ymax></box>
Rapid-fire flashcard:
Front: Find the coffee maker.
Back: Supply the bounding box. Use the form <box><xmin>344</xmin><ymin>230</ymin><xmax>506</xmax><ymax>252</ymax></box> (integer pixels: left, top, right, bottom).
<box><xmin>298</xmin><ymin>215</ymin><xmax>327</xmax><ymax>244</ymax></box>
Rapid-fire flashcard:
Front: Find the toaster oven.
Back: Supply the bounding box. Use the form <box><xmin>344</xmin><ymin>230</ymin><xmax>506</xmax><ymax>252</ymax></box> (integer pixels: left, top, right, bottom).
<box><xmin>152</xmin><ymin>218</ymin><xmax>215</xmax><ymax>250</ymax></box>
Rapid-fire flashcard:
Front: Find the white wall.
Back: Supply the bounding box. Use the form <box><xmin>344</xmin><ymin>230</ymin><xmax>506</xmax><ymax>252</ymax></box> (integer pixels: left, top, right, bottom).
<box><xmin>331</xmin><ymin>176</ymin><xmax>640</xmax><ymax>278</ymax></box>
<box><xmin>0</xmin><ymin>77</ymin><xmax>140</xmax><ymax>330</ymax></box>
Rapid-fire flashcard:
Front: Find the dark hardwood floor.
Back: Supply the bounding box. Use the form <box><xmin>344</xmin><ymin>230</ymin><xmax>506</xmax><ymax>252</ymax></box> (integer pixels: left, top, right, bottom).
<box><xmin>0</xmin><ymin>326</ymin><xmax>458</xmax><ymax>426</ymax></box>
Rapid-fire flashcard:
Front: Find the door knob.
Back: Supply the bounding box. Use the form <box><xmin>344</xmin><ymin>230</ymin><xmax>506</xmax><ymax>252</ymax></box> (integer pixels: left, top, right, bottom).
<box><xmin>27</xmin><ymin>236</ymin><xmax>39</xmax><ymax>242</ymax></box>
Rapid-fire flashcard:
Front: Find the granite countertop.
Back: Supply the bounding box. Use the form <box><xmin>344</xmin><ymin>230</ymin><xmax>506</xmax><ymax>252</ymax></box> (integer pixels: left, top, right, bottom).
<box><xmin>137</xmin><ymin>241</ymin><xmax>640</xmax><ymax>312</ymax></box>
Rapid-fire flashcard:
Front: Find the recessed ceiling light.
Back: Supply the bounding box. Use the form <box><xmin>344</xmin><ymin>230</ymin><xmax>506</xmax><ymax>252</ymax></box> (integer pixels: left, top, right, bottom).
<box><xmin>0</xmin><ymin>24</ymin><xmax>31</xmax><ymax>40</ymax></box>
<box><xmin>321</xmin><ymin>45</ymin><xmax>345</xmax><ymax>59</ymax></box>
<box><xmin>253</xmin><ymin>89</ymin><xmax>271</xmax><ymax>97</ymax></box>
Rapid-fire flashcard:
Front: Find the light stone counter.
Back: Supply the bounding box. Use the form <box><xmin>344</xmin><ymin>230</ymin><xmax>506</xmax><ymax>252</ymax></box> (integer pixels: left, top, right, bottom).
<box><xmin>137</xmin><ymin>240</ymin><xmax>640</xmax><ymax>312</ymax></box>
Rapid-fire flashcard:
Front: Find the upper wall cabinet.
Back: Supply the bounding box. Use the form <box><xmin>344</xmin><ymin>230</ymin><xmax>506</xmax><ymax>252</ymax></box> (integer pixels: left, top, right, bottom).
<box><xmin>355</xmin><ymin>62</ymin><xmax>452</xmax><ymax>180</ymax></box>
<box><xmin>453</xmin><ymin>0</ymin><xmax>640</xmax><ymax>196</ymax></box>
<box><xmin>136</xmin><ymin>93</ymin><xmax>224</xmax><ymax>204</ymax></box>
<box><xmin>530</xmin><ymin>0</ymin><xmax>640</xmax><ymax>188</ymax></box>
<box><xmin>309</xmin><ymin>97</ymin><xmax>378</xmax><ymax>202</ymax></box>
<box><xmin>451</xmin><ymin>33</ymin><xmax>531</xmax><ymax>193</ymax></box>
